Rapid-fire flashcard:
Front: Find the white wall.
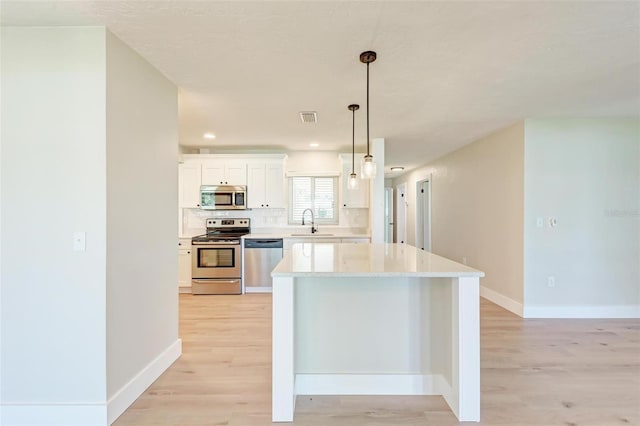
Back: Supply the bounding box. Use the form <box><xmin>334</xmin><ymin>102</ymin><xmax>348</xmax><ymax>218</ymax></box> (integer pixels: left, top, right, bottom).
<box><xmin>393</xmin><ymin>123</ymin><xmax>525</xmax><ymax>312</ymax></box>
<box><xmin>370</xmin><ymin>138</ymin><xmax>386</xmax><ymax>243</ymax></box>
<box><xmin>105</xmin><ymin>30</ymin><xmax>180</xmax><ymax>418</ymax></box>
<box><xmin>285</xmin><ymin>151</ymin><xmax>341</xmax><ymax>174</ymax></box>
<box><xmin>523</xmin><ymin>118</ymin><xmax>640</xmax><ymax>317</ymax></box>
<box><xmin>1</xmin><ymin>27</ymin><xmax>181</xmax><ymax>425</ymax></box>
<box><xmin>1</xmin><ymin>27</ymin><xmax>108</xmax><ymax>423</ymax></box>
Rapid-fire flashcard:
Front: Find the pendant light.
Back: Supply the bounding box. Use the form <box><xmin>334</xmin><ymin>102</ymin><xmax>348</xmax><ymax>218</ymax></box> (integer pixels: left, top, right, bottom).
<box><xmin>347</xmin><ymin>104</ymin><xmax>360</xmax><ymax>190</ymax></box>
<box><xmin>360</xmin><ymin>50</ymin><xmax>377</xmax><ymax>179</ymax></box>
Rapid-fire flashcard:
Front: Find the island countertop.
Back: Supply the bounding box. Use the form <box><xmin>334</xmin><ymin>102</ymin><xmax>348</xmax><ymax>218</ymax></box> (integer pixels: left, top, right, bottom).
<box><xmin>272</xmin><ymin>242</ymin><xmax>484</xmax><ymax>278</ymax></box>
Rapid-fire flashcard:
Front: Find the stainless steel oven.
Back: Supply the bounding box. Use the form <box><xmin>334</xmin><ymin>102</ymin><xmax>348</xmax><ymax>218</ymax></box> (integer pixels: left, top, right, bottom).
<box><xmin>191</xmin><ymin>218</ymin><xmax>250</xmax><ymax>295</ymax></box>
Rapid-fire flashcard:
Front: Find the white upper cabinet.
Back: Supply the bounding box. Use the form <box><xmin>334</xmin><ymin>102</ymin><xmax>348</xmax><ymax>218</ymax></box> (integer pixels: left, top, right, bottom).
<box><xmin>202</xmin><ymin>160</ymin><xmax>247</xmax><ymax>185</ymax></box>
<box><xmin>179</xmin><ymin>162</ymin><xmax>202</xmax><ymax>208</ymax></box>
<box><xmin>247</xmin><ymin>160</ymin><xmax>285</xmax><ymax>208</ymax></box>
<box><xmin>340</xmin><ymin>154</ymin><xmax>369</xmax><ymax>208</ymax></box>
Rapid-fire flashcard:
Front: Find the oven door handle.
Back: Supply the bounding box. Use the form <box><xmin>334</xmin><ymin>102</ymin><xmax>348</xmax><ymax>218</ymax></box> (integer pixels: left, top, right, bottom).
<box><xmin>192</xmin><ymin>279</ymin><xmax>241</xmax><ymax>284</ymax></box>
<box><xmin>192</xmin><ymin>240</ymin><xmax>240</xmax><ymax>245</ymax></box>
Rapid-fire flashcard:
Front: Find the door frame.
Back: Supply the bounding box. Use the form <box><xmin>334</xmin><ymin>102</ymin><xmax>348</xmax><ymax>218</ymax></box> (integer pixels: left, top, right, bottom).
<box><xmin>384</xmin><ymin>187</ymin><xmax>394</xmax><ymax>243</ymax></box>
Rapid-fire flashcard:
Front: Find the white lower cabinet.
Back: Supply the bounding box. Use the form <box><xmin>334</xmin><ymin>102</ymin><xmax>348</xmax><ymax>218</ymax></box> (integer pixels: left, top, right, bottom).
<box><xmin>341</xmin><ymin>237</ymin><xmax>369</xmax><ymax>244</ymax></box>
<box><xmin>178</xmin><ymin>239</ymin><xmax>192</xmax><ymax>293</ymax></box>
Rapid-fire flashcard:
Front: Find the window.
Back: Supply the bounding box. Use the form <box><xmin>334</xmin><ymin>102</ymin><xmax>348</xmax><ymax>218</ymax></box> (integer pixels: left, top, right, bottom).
<box><xmin>288</xmin><ymin>176</ymin><xmax>338</xmax><ymax>225</ymax></box>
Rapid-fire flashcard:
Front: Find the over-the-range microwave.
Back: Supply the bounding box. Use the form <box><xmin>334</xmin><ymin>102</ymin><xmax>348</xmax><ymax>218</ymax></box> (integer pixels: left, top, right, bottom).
<box><xmin>200</xmin><ymin>185</ymin><xmax>247</xmax><ymax>210</ymax></box>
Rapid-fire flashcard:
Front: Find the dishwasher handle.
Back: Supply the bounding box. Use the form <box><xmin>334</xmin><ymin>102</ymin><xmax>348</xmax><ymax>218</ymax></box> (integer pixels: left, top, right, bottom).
<box><xmin>244</xmin><ymin>239</ymin><xmax>283</xmax><ymax>249</ymax></box>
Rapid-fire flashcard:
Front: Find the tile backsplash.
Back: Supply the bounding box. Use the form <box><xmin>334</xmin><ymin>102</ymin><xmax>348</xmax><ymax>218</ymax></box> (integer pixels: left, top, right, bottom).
<box><xmin>182</xmin><ymin>207</ymin><xmax>368</xmax><ymax>235</ymax></box>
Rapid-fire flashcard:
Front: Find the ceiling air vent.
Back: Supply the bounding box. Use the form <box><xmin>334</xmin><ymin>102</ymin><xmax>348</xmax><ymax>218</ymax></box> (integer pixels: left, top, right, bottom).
<box><xmin>299</xmin><ymin>111</ymin><xmax>318</xmax><ymax>123</ymax></box>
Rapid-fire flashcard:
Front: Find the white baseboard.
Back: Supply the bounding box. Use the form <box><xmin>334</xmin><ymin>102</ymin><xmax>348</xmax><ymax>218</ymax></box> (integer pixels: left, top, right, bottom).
<box><xmin>107</xmin><ymin>339</ymin><xmax>182</xmax><ymax>424</ymax></box>
<box><xmin>439</xmin><ymin>378</ymin><xmax>456</xmax><ymax>418</ymax></box>
<box><xmin>480</xmin><ymin>285</ymin><xmax>523</xmax><ymax>317</ymax></box>
<box><xmin>1</xmin><ymin>340</ymin><xmax>182</xmax><ymax>426</ymax></box>
<box><xmin>523</xmin><ymin>305</ymin><xmax>640</xmax><ymax>319</ymax></box>
<box><xmin>295</xmin><ymin>374</ymin><xmax>448</xmax><ymax>396</ymax></box>
<box><xmin>244</xmin><ymin>287</ymin><xmax>272</xmax><ymax>293</ymax></box>
<box><xmin>1</xmin><ymin>403</ymin><xmax>107</xmax><ymax>426</ymax></box>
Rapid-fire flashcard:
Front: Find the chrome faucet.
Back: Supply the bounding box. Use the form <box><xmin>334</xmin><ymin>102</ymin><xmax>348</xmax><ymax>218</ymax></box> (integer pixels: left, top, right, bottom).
<box><xmin>301</xmin><ymin>208</ymin><xmax>318</xmax><ymax>234</ymax></box>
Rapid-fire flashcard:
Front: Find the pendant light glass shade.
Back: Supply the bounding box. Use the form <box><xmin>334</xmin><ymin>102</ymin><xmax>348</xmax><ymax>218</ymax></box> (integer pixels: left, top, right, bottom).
<box><xmin>361</xmin><ymin>154</ymin><xmax>376</xmax><ymax>179</ymax></box>
<box><xmin>360</xmin><ymin>50</ymin><xmax>377</xmax><ymax>179</ymax></box>
<box><xmin>348</xmin><ymin>172</ymin><xmax>359</xmax><ymax>190</ymax></box>
<box><xmin>348</xmin><ymin>103</ymin><xmax>360</xmax><ymax>190</ymax></box>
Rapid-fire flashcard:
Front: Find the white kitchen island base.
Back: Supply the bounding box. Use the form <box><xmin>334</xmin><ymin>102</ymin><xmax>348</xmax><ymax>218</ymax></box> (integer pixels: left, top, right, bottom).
<box><xmin>271</xmin><ymin>243</ymin><xmax>484</xmax><ymax>423</ymax></box>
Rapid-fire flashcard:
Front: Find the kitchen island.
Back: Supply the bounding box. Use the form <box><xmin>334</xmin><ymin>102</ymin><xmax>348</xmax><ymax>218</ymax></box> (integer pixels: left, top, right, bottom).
<box><xmin>271</xmin><ymin>243</ymin><xmax>484</xmax><ymax>423</ymax></box>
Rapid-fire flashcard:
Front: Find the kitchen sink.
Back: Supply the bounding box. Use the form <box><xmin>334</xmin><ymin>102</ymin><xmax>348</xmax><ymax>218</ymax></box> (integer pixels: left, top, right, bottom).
<box><xmin>289</xmin><ymin>233</ymin><xmax>335</xmax><ymax>237</ymax></box>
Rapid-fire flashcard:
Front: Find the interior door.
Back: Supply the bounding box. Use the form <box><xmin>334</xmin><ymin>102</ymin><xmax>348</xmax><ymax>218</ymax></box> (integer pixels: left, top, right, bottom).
<box><xmin>395</xmin><ymin>183</ymin><xmax>407</xmax><ymax>244</ymax></box>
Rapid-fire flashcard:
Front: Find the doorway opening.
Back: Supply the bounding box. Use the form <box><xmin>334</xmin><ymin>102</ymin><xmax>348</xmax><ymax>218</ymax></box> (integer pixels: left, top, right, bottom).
<box><xmin>395</xmin><ymin>182</ymin><xmax>407</xmax><ymax>244</ymax></box>
<box><xmin>416</xmin><ymin>178</ymin><xmax>431</xmax><ymax>251</ymax></box>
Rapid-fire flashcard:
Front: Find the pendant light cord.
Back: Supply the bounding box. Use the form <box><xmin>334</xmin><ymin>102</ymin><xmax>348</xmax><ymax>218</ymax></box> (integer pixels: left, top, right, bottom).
<box><xmin>352</xmin><ymin>108</ymin><xmax>355</xmax><ymax>173</ymax></box>
<box><xmin>366</xmin><ymin>61</ymin><xmax>370</xmax><ymax>156</ymax></box>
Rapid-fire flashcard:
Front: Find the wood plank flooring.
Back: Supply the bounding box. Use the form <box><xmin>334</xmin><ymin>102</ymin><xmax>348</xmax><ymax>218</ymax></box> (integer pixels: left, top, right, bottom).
<box><xmin>114</xmin><ymin>294</ymin><xmax>640</xmax><ymax>426</ymax></box>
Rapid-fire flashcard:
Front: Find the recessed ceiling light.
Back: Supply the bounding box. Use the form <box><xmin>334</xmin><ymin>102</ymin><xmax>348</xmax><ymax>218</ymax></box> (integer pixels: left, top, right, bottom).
<box><xmin>309</xmin><ymin>142</ymin><xmax>319</xmax><ymax>147</ymax></box>
<box><xmin>390</xmin><ymin>167</ymin><xmax>405</xmax><ymax>172</ymax></box>
<box><xmin>203</xmin><ymin>133</ymin><xmax>216</xmax><ymax>139</ymax></box>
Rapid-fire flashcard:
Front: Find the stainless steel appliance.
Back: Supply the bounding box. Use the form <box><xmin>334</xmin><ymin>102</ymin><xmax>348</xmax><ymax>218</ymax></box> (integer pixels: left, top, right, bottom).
<box><xmin>200</xmin><ymin>185</ymin><xmax>247</xmax><ymax>210</ymax></box>
<box><xmin>243</xmin><ymin>238</ymin><xmax>283</xmax><ymax>293</ymax></box>
<box><xmin>191</xmin><ymin>218</ymin><xmax>250</xmax><ymax>294</ymax></box>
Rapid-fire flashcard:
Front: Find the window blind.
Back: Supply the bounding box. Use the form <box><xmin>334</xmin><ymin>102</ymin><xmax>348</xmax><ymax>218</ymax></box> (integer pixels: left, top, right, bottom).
<box><xmin>289</xmin><ymin>176</ymin><xmax>338</xmax><ymax>224</ymax></box>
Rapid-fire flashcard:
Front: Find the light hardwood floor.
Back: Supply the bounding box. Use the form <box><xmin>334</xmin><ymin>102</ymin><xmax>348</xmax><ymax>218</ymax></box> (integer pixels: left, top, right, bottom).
<box><xmin>114</xmin><ymin>294</ymin><xmax>640</xmax><ymax>426</ymax></box>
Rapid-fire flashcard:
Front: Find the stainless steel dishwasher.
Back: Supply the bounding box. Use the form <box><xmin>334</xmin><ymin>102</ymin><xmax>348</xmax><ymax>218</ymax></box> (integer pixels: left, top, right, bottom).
<box><xmin>243</xmin><ymin>238</ymin><xmax>283</xmax><ymax>292</ymax></box>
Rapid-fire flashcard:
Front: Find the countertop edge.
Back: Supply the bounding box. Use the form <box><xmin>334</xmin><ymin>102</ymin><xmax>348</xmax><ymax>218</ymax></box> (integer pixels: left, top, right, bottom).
<box><xmin>242</xmin><ymin>233</ymin><xmax>371</xmax><ymax>239</ymax></box>
<box><xmin>271</xmin><ymin>272</ymin><xmax>485</xmax><ymax>278</ymax></box>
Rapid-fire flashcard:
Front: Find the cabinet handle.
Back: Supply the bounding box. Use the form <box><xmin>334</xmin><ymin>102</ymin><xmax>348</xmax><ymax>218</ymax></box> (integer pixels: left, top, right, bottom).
<box><xmin>178</xmin><ymin>243</ymin><xmax>182</xmax><ymax>246</ymax></box>
<box><xmin>266</xmin><ymin>204</ymin><xmax>269</xmax><ymax>207</ymax></box>
<box><xmin>187</xmin><ymin>251</ymin><xmax>191</xmax><ymax>254</ymax></box>
<box><xmin>343</xmin><ymin>204</ymin><xmax>347</xmax><ymax>207</ymax></box>
<box><xmin>197</xmin><ymin>204</ymin><xmax>200</xmax><ymax>207</ymax></box>
<box><xmin>261</xmin><ymin>204</ymin><xmax>264</xmax><ymax>207</ymax></box>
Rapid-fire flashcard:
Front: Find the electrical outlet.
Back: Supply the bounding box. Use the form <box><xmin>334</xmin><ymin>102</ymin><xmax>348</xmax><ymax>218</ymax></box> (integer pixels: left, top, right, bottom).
<box><xmin>547</xmin><ymin>276</ymin><xmax>555</xmax><ymax>288</ymax></box>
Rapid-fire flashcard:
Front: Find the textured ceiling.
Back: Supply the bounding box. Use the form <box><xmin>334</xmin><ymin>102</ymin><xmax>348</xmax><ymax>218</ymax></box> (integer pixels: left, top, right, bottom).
<box><xmin>2</xmin><ymin>1</ymin><xmax>639</xmax><ymax>174</ymax></box>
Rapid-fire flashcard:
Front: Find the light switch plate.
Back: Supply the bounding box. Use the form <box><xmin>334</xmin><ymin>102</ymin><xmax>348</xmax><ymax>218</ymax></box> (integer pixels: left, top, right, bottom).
<box><xmin>73</xmin><ymin>232</ymin><xmax>86</xmax><ymax>252</ymax></box>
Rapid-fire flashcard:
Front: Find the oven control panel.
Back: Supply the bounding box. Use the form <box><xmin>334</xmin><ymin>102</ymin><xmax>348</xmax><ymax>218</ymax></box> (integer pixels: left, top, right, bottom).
<box><xmin>206</xmin><ymin>218</ymin><xmax>251</xmax><ymax>228</ymax></box>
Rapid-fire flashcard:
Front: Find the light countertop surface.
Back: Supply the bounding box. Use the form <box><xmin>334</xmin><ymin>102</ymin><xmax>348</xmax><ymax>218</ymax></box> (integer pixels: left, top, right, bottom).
<box><xmin>242</xmin><ymin>232</ymin><xmax>370</xmax><ymax>240</ymax></box>
<box><xmin>272</xmin><ymin>243</ymin><xmax>484</xmax><ymax>278</ymax></box>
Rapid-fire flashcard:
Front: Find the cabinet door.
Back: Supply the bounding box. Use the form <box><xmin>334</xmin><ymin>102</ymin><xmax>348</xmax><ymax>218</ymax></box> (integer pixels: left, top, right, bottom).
<box><xmin>225</xmin><ymin>161</ymin><xmax>247</xmax><ymax>185</ymax></box>
<box><xmin>247</xmin><ymin>163</ymin><xmax>267</xmax><ymax>208</ymax></box>
<box><xmin>341</xmin><ymin>155</ymin><xmax>369</xmax><ymax>208</ymax></box>
<box><xmin>178</xmin><ymin>248</ymin><xmax>192</xmax><ymax>291</ymax></box>
<box><xmin>201</xmin><ymin>161</ymin><xmax>226</xmax><ymax>185</ymax></box>
<box><xmin>264</xmin><ymin>162</ymin><xmax>285</xmax><ymax>208</ymax></box>
<box><xmin>179</xmin><ymin>162</ymin><xmax>202</xmax><ymax>208</ymax></box>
